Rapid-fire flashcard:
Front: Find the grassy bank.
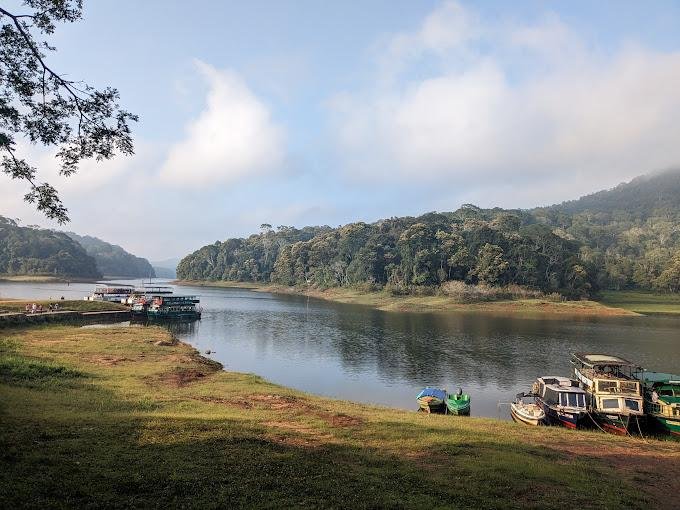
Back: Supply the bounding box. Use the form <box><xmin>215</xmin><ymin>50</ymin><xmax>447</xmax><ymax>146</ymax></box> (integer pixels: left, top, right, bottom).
<box><xmin>0</xmin><ymin>299</ymin><xmax>128</xmax><ymax>313</ymax></box>
<box><xmin>600</xmin><ymin>291</ymin><xmax>680</xmax><ymax>315</ymax></box>
<box><xmin>178</xmin><ymin>280</ymin><xmax>638</xmax><ymax>317</ymax></box>
<box><xmin>1</xmin><ymin>325</ymin><xmax>678</xmax><ymax>508</ymax></box>
<box><xmin>0</xmin><ymin>275</ymin><xmax>96</xmax><ymax>283</ymax></box>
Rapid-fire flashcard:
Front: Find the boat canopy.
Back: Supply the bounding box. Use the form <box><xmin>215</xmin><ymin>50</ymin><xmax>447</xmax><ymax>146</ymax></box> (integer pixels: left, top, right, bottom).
<box><xmin>571</xmin><ymin>353</ymin><xmax>639</xmax><ymax>369</ymax></box>
<box><xmin>417</xmin><ymin>387</ymin><xmax>447</xmax><ymax>400</ymax></box>
<box><xmin>638</xmin><ymin>371</ymin><xmax>680</xmax><ymax>385</ymax></box>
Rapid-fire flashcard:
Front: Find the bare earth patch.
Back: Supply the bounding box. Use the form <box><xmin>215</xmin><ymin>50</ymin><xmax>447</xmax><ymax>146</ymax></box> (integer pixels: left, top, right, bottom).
<box><xmin>156</xmin><ymin>369</ymin><xmax>207</xmax><ymax>387</ymax></box>
<box><xmin>86</xmin><ymin>355</ymin><xmax>133</xmax><ymax>366</ymax></box>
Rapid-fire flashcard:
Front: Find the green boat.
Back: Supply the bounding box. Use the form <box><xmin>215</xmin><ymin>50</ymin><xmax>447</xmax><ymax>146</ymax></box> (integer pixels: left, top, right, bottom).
<box><xmin>146</xmin><ymin>295</ymin><xmax>202</xmax><ymax>321</ymax></box>
<box><xmin>445</xmin><ymin>393</ymin><xmax>471</xmax><ymax>415</ymax></box>
<box><xmin>637</xmin><ymin>371</ymin><xmax>680</xmax><ymax>437</ymax></box>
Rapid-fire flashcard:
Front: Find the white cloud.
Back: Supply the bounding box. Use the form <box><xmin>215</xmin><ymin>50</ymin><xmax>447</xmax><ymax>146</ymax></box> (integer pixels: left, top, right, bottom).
<box><xmin>331</xmin><ymin>1</ymin><xmax>680</xmax><ymax>204</ymax></box>
<box><xmin>160</xmin><ymin>61</ymin><xmax>285</xmax><ymax>188</ymax></box>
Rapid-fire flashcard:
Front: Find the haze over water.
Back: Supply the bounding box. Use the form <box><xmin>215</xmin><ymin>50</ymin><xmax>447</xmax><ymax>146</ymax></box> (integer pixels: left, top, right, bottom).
<box><xmin>2</xmin><ymin>279</ymin><xmax>679</xmax><ymax>418</ymax></box>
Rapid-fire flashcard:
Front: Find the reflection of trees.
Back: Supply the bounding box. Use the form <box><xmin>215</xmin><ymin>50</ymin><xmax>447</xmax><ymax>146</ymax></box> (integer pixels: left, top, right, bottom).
<box><xmin>171</xmin><ymin>289</ymin><xmax>680</xmax><ymax>394</ymax></box>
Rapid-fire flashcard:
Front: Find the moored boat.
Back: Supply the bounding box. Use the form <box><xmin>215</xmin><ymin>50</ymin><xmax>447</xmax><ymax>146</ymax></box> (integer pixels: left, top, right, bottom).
<box><xmin>84</xmin><ymin>284</ymin><xmax>134</xmax><ymax>302</ymax></box>
<box><xmin>416</xmin><ymin>387</ymin><xmax>447</xmax><ymax>414</ymax></box>
<box><xmin>636</xmin><ymin>371</ymin><xmax>680</xmax><ymax>437</ymax></box>
<box><xmin>571</xmin><ymin>353</ymin><xmax>645</xmax><ymax>435</ymax></box>
<box><xmin>531</xmin><ymin>376</ymin><xmax>588</xmax><ymax>429</ymax></box>
<box><xmin>445</xmin><ymin>392</ymin><xmax>471</xmax><ymax>415</ymax></box>
<box><xmin>510</xmin><ymin>393</ymin><xmax>545</xmax><ymax>426</ymax></box>
<box><xmin>146</xmin><ymin>295</ymin><xmax>202</xmax><ymax>321</ymax></box>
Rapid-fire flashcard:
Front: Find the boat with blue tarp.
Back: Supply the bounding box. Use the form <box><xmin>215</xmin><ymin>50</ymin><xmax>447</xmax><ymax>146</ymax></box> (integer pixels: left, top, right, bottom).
<box><xmin>416</xmin><ymin>387</ymin><xmax>447</xmax><ymax>414</ymax></box>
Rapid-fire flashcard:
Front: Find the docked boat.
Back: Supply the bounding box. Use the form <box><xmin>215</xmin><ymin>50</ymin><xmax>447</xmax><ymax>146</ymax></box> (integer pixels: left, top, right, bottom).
<box><xmin>145</xmin><ymin>295</ymin><xmax>201</xmax><ymax>321</ymax></box>
<box><xmin>571</xmin><ymin>353</ymin><xmax>645</xmax><ymax>435</ymax></box>
<box><xmin>445</xmin><ymin>392</ymin><xmax>471</xmax><ymax>415</ymax></box>
<box><xmin>84</xmin><ymin>284</ymin><xmax>134</xmax><ymax>302</ymax></box>
<box><xmin>531</xmin><ymin>376</ymin><xmax>588</xmax><ymax>429</ymax></box>
<box><xmin>636</xmin><ymin>371</ymin><xmax>680</xmax><ymax>437</ymax></box>
<box><xmin>416</xmin><ymin>387</ymin><xmax>447</xmax><ymax>414</ymax></box>
<box><xmin>123</xmin><ymin>285</ymin><xmax>174</xmax><ymax>305</ymax></box>
<box><xmin>510</xmin><ymin>393</ymin><xmax>545</xmax><ymax>426</ymax></box>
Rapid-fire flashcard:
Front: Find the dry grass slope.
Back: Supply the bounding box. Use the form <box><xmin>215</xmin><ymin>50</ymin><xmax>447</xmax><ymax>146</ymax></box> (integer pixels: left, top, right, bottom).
<box><xmin>1</xmin><ymin>325</ymin><xmax>678</xmax><ymax>508</ymax></box>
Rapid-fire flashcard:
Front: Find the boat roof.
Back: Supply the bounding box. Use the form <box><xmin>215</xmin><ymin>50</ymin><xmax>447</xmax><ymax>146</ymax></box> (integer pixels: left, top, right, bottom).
<box><xmin>639</xmin><ymin>371</ymin><xmax>680</xmax><ymax>385</ymax></box>
<box><xmin>572</xmin><ymin>353</ymin><xmax>638</xmax><ymax>368</ymax></box>
<box><xmin>537</xmin><ymin>376</ymin><xmax>585</xmax><ymax>393</ymax></box>
<box><xmin>417</xmin><ymin>387</ymin><xmax>447</xmax><ymax>400</ymax></box>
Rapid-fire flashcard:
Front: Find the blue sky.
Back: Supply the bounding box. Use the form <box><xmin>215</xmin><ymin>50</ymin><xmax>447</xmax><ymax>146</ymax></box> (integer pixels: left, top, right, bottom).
<box><xmin>3</xmin><ymin>1</ymin><xmax>680</xmax><ymax>260</ymax></box>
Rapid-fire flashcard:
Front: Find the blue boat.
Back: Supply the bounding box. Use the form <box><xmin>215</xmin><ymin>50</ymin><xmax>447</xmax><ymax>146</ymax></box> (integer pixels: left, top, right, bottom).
<box><xmin>416</xmin><ymin>387</ymin><xmax>447</xmax><ymax>414</ymax></box>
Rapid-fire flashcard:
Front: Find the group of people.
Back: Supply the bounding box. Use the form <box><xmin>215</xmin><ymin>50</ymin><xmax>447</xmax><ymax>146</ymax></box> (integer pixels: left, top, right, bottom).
<box><xmin>24</xmin><ymin>301</ymin><xmax>63</xmax><ymax>314</ymax></box>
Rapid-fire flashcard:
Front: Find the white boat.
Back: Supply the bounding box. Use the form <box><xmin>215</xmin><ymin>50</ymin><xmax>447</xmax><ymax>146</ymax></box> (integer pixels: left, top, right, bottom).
<box><xmin>84</xmin><ymin>284</ymin><xmax>134</xmax><ymax>303</ymax></box>
<box><xmin>510</xmin><ymin>393</ymin><xmax>546</xmax><ymax>426</ymax></box>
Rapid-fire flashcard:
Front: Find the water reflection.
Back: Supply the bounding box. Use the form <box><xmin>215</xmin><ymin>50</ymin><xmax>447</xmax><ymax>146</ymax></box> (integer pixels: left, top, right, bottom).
<box><xmin>2</xmin><ymin>279</ymin><xmax>679</xmax><ymax>417</ymax></box>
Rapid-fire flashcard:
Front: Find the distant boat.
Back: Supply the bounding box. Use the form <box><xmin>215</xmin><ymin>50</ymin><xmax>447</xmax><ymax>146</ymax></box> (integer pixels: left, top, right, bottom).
<box><xmin>531</xmin><ymin>376</ymin><xmax>588</xmax><ymax>429</ymax></box>
<box><xmin>572</xmin><ymin>353</ymin><xmax>645</xmax><ymax>435</ymax></box>
<box><xmin>510</xmin><ymin>393</ymin><xmax>545</xmax><ymax>426</ymax></box>
<box><xmin>84</xmin><ymin>284</ymin><xmax>134</xmax><ymax>302</ymax></box>
<box><xmin>445</xmin><ymin>392</ymin><xmax>471</xmax><ymax>415</ymax></box>
<box><xmin>416</xmin><ymin>387</ymin><xmax>447</xmax><ymax>414</ymax></box>
<box><xmin>635</xmin><ymin>371</ymin><xmax>680</xmax><ymax>437</ymax></box>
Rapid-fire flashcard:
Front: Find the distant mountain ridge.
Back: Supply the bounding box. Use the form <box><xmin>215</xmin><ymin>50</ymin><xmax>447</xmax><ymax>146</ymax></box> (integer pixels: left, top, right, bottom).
<box><xmin>66</xmin><ymin>233</ymin><xmax>156</xmax><ymax>278</ymax></box>
<box><xmin>542</xmin><ymin>168</ymin><xmax>680</xmax><ymax>218</ymax></box>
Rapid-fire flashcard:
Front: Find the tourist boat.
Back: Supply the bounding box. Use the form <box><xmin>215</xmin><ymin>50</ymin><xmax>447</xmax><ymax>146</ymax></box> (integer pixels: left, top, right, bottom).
<box><xmin>531</xmin><ymin>376</ymin><xmax>588</xmax><ymax>429</ymax></box>
<box><xmin>416</xmin><ymin>387</ymin><xmax>447</xmax><ymax>414</ymax></box>
<box><xmin>84</xmin><ymin>284</ymin><xmax>134</xmax><ymax>302</ymax></box>
<box><xmin>571</xmin><ymin>353</ymin><xmax>645</xmax><ymax>435</ymax></box>
<box><xmin>145</xmin><ymin>295</ymin><xmax>201</xmax><ymax>321</ymax></box>
<box><xmin>445</xmin><ymin>392</ymin><xmax>471</xmax><ymax>415</ymax></box>
<box><xmin>510</xmin><ymin>393</ymin><xmax>545</xmax><ymax>426</ymax></box>
<box><xmin>636</xmin><ymin>371</ymin><xmax>680</xmax><ymax>437</ymax></box>
<box><xmin>123</xmin><ymin>285</ymin><xmax>174</xmax><ymax>305</ymax></box>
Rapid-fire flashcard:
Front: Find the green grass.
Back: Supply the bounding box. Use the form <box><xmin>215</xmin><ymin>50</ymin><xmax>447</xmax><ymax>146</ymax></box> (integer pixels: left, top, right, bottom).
<box><xmin>178</xmin><ymin>280</ymin><xmax>637</xmax><ymax>318</ymax></box>
<box><xmin>1</xmin><ymin>325</ymin><xmax>678</xmax><ymax>508</ymax></box>
<box><xmin>0</xmin><ymin>355</ymin><xmax>83</xmax><ymax>385</ymax></box>
<box><xmin>600</xmin><ymin>290</ymin><xmax>680</xmax><ymax>315</ymax></box>
<box><xmin>0</xmin><ymin>299</ymin><xmax>128</xmax><ymax>313</ymax></box>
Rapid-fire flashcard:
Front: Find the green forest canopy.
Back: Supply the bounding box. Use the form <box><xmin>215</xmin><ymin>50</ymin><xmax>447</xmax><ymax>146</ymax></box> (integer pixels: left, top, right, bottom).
<box><xmin>0</xmin><ymin>216</ymin><xmax>100</xmax><ymax>278</ymax></box>
<box><xmin>0</xmin><ymin>216</ymin><xmax>155</xmax><ymax>279</ymax></box>
<box><xmin>178</xmin><ymin>169</ymin><xmax>680</xmax><ymax>297</ymax></box>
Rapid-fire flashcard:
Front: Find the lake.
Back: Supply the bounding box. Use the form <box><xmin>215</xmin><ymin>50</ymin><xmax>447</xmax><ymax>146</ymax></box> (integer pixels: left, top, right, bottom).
<box><xmin>2</xmin><ymin>279</ymin><xmax>679</xmax><ymax>418</ymax></box>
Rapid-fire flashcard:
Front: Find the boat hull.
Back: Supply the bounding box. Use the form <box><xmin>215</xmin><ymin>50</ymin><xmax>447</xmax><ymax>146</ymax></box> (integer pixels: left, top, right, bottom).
<box><xmin>510</xmin><ymin>404</ymin><xmax>544</xmax><ymax>426</ymax></box>
<box><xmin>590</xmin><ymin>412</ymin><xmax>644</xmax><ymax>436</ymax></box>
<box><xmin>648</xmin><ymin>415</ymin><xmax>680</xmax><ymax>437</ymax></box>
<box><xmin>147</xmin><ymin>311</ymin><xmax>201</xmax><ymax>321</ymax></box>
<box><xmin>538</xmin><ymin>399</ymin><xmax>588</xmax><ymax>429</ymax></box>
<box><xmin>445</xmin><ymin>397</ymin><xmax>470</xmax><ymax>416</ymax></box>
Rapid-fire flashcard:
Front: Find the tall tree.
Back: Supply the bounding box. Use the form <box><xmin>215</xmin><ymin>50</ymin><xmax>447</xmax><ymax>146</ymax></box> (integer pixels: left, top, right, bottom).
<box><xmin>0</xmin><ymin>1</ymin><xmax>137</xmax><ymax>223</ymax></box>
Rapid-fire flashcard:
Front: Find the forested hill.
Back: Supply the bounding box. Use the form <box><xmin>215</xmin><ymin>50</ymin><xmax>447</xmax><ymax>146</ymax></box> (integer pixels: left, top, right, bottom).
<box><xmin>539</xmin><ymin>168</ymin><xmax>680</xmax><ymax>218</ymax></box>
<box><xmin>66</xmin><ymin>233</ymin><xmax>156</xmax><ymax>278</ymax></box>
<box><xmin>532</xmin><ymin>168</ymin><xmax>680</xmax><ymax>291</ymax></box>
<box><xmin>0</xmin><ymin>216</ymin><xmax>101</xmax><ymax>278</ymax></box>
<box><xmin>178</xmin><ymin>169</ymin><xmax>680</xmax><ymax>297</ymax></box>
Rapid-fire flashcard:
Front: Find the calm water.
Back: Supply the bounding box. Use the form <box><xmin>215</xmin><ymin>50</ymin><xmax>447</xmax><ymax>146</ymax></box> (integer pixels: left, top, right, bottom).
<box><xmin>2</xmin><ymin>279</ymin><xmax>679</xmax><ymax>418</ymax></box>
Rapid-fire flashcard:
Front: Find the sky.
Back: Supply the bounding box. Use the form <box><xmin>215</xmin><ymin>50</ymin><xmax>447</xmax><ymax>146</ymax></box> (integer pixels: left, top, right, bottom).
<box><xmin>3</xmin><ymin>0</ymin><xmax>680</xmax><ymax>260</ymax></box>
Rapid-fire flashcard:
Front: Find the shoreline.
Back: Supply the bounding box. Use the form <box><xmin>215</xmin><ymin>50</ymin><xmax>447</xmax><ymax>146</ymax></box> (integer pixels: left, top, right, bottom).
<box><xmin>1</xmin><ymin>323</ymin><xmax>678</xmax><ymax>507</ymax></box>
<box><xmin>175</xmin><ymin>279</ymin><xmax>640</xmax><ymax>318</ymax></box>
